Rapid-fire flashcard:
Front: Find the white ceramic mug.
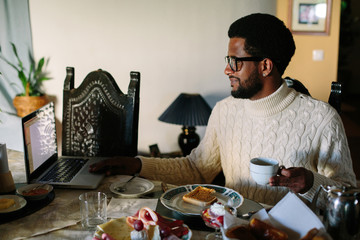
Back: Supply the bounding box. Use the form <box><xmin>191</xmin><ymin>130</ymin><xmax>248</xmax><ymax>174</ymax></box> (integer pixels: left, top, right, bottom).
<box><xmin>79</xmin><ymin>192</ymin><xmax>107</xmax><ymax>229</ymax></box>
<box><xmin>250</xmin><ymin>157</ymin><xmax>279</xmax><ymax>185</ymax></box>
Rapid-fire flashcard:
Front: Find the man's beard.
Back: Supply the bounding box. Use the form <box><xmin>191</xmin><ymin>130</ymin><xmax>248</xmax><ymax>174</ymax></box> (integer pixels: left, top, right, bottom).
<box><xmin>231</xmin><ymin>70</ymin><xmax>263</xmax><ymax>99</ymax></box>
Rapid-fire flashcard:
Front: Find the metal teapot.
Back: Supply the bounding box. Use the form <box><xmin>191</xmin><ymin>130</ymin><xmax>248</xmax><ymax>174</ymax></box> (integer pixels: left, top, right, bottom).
<box><xmin>313</xmin><ymin>185</ymin><xmax>360</xmax><ymax>240</ymax></box>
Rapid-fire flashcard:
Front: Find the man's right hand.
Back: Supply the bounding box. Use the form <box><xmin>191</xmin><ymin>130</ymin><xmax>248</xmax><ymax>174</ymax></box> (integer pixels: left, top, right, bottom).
<box><xmin>89</xmin><ymin>156</ymin><xmax>141</xmax><ymax>176</ymax></box>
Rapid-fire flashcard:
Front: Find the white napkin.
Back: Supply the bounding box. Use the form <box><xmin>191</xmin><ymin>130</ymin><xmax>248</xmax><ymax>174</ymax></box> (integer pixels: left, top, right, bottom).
<box><xmin>106</xmin><ymin>198</ymin><xmax>158</xmax><ymax>219</ymax></box>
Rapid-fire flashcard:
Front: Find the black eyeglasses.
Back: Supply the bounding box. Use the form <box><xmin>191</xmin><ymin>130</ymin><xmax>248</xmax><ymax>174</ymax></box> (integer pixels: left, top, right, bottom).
<box><xmin>225</xmin><ymin>56</ymin><xmax>265</xmax><ymax>72</ymax></box>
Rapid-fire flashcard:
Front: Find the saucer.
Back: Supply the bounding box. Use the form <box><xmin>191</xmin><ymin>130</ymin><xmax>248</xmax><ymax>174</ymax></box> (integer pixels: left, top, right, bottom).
<box><xmin>110</xmin><ymin>175</ymin><xmax>154</xmax><ymax>197</ymax></box>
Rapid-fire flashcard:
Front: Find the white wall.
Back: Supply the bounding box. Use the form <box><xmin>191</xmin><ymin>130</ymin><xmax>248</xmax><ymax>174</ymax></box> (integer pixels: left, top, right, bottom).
<box><xmin>29</xmin><ymin>0</ymin><xmax>276</xmax><ymax>154</ymax></box>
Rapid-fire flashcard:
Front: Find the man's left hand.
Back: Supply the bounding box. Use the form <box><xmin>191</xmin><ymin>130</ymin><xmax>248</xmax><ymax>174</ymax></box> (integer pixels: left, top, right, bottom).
<box><xmin>269</xmin><ymin>167</ymin><xmax>314</xmax><ymax>194</ymax></box>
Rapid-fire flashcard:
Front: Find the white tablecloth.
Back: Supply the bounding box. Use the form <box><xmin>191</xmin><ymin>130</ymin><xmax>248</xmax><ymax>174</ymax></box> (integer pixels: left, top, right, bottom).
<box><xmin>1</xmin><ymin>149</ymin><xmax>209</xmax><ymax>240</ymax></box>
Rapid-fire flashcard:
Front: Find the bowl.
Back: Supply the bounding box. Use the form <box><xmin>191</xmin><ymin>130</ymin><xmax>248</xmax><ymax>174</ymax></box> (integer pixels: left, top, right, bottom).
<box><xmin>250</xmin><ymin>157</ymin><xmax>279</xmax><ymax>185</ymax></box>
<box><xmin>16</xmin><ymin>183</ymin><xmax>53</xmax><ymax>201</ymax></box>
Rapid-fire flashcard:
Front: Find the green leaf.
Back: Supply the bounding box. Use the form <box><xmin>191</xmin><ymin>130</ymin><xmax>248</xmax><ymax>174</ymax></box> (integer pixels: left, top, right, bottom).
<box><xmin>28</xmin><ymin>49</ymin><xmax>35</xmax><ymax>67</ymax></box>
<box><xmin>1</xmin><ymin>42</ymin><xmax>51</xmax><ymax>96</ymax></box>
<box><xmin>39</xmin><ymin>77</ymin><xmax>51</xmax><ymax>81</ymax></box>
<box><xmin>18</xmin><ymin>71</ymin><xmax>28</xmax><ymax>91</ymax></box>
<box><xmin>0</xmin><ymin>54</ymin><xmax>20</xmax><ymax>72</ymax></box>
<box><xmin>28</xmin><ymin>63</ymin><xmax>33</xmax><ymax>83</ymax></box>
<box><xmin>10</xmin><ymin>43</ymin><xmax>24</xmax><ymax>71</ymax></box>
<box><xmin>37</xmin><ymin>58</ymin><xmax>45</xmax><ymax>72</ymax></box>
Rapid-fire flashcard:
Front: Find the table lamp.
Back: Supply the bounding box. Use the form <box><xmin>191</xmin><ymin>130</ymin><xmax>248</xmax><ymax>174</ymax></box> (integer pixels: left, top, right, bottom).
<box><xmin>158</xmin><ymin>93</ymin><xmax>212</xmax><ymax>156</ymax></box>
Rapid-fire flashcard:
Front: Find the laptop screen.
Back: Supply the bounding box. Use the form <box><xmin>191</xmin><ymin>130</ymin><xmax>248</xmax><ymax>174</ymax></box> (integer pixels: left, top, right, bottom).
<box><xmin>22</xmin><ymin>102</ymin><xmax>58</xmax><ymax>177</ymax></box>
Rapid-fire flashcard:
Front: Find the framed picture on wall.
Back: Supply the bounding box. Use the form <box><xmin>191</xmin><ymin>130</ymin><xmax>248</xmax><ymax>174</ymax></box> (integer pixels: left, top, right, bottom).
<box><xmin>288</xmin><ymin>0</ymin><xmax>332</xmax><ymax>35</ymax></box>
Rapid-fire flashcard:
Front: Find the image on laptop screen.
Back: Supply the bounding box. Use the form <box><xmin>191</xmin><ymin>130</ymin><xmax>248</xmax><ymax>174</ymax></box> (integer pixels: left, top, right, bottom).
<box><xmin>23</xmin><ymin>103</ymin><xmax>57</xmax><ymax>175</ymax></box>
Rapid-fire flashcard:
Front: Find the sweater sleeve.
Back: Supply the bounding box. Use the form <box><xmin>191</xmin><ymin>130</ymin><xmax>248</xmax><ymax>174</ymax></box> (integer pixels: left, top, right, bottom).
<box><xmin>138</xmin><ymin>103</ymin><xmax>222</xmax><ymax>185</ymax></box>
<box><xmin>300</xmin><ymin>110</ymin><xmax>357</xmax><ymax>203</ymax></box>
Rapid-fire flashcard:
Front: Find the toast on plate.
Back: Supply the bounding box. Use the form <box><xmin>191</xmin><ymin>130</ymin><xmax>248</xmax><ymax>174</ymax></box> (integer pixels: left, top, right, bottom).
<box><xmin>182</xmin><ymin>186</ymin><xmax>217</xmax><ymax>207</ymax></box>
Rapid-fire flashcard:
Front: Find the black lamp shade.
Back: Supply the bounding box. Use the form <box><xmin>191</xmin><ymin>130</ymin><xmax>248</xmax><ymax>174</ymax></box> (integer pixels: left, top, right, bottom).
<box><xmin>158</xmin><ymin>93</ymin><xmax>212</xmax><ymax>156</ymax></box>
<box><xmin>158</xmin><ymin>93</ymin><xmax>212</xmax><ymax>126</ymax></box>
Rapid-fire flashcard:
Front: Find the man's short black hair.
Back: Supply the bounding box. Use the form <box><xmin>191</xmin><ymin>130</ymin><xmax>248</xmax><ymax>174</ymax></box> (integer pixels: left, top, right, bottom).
<box><xmin>228</xmin><ymin>13</ymin><xmax>295</xmax><ymax>75</ymax></box>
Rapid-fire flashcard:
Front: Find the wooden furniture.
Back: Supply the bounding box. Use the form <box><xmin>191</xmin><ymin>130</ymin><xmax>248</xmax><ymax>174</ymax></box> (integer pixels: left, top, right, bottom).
<box><xmin>328</xmin><ymin>81</ymin><xmax>342</xmax><ymax>114</ymax></box>
<box><xmin>285</xmin><ymin>77</ymin><xmax>342</xmax><ymax>113</ymax></box>
<box><xmin>62</xmin><ymin>67</ymin><xmax>140</xmax><ymax>157</ymax></box>
<box><xmin>284</xmin><ymin>76</ymin><xmax>311</xmax><ymax>96</ymax></box>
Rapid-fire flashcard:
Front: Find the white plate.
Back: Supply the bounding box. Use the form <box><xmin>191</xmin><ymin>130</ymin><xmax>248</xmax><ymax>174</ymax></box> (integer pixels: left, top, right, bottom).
<box><xmin>110</xmin><ymin>175</ymin><xmax>154</xmax><ymax>197</ymax></box>
<box><xmin>0</xmin><ymin>195</ymin><xmax>27</xmax><ymax>213</ymax></box>
<box><xmin>160</xmin><ymin>184</ymin><xmax>244</xmax><ymax>216</ymax></box>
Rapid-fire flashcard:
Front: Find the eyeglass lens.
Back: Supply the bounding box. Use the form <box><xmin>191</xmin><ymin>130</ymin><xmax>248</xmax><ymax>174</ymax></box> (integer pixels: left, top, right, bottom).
<box><xmin>225</xmin><ymin>56</ymin><xmax>240</xmax><ymax>72</ymax></box>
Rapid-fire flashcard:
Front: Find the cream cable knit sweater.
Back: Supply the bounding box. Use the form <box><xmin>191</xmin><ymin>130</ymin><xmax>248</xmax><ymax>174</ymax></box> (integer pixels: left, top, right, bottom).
<box><xmin>139</xmin><ymin>82</ymin><xmax>356</xmax><ymax>206</ymax></box>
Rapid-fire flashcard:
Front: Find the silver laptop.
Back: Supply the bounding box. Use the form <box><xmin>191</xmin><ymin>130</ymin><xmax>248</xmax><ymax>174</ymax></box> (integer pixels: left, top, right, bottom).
<box><xmin>21</xmin><ymin>102</ymin><xmax>105</xmax><ymax>189</ymax></box>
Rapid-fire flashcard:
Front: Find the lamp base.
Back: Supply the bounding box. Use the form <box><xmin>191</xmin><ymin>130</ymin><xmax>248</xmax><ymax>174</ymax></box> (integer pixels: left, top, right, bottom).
<box><xmin>178</xmin><ymin>126</ymin><xmax>200</xmax><ymax>156</ymax></box>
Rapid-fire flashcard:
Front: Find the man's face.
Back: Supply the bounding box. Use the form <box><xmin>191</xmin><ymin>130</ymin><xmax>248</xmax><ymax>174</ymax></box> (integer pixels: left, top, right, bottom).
<box><xmin>225</xmin><ymin>38</ymin><xmax>263</xmax><ymax>100</ymax></box>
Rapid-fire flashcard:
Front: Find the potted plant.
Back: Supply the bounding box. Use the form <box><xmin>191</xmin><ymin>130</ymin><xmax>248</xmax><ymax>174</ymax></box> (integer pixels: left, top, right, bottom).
<box><xmin>0</xmin><ymin>43</ymin><xmax>51</xmax><ymax>117</ymax></box>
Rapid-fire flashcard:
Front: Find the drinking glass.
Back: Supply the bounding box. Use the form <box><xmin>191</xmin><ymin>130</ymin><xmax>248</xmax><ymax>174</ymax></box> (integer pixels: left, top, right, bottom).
<box><xmin>79</xmin><ymin>192</ymin><xmax>107</xmax><ymax>229</ymax></box>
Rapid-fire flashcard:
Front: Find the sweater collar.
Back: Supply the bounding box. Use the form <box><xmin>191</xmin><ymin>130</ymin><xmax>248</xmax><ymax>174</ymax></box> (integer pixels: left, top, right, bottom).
<box><xmin>243</xmin><ymin>80</ymin><xmax>297</xmax><ymax>117</ymax></box>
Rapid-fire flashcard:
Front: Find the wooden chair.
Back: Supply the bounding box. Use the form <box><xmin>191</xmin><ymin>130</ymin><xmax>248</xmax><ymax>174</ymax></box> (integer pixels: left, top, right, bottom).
<box><xmin>285</xmin><ymin>76</ymin><xmax>342</xmax><ymax>113</ymax></box>
<box><xmin>328</xmin><ymin>81</ymin><xmax>342</xmax><ymax>114</ymax></box>
<box><xmin>284</xmin><ymin>76</ymin><xmax>311</xmax><ymax>96</ymax></box>
<box><xmin>62</xmin><ymin>67</ymin><xmax>140</xmax><ymax>157</ymax></box>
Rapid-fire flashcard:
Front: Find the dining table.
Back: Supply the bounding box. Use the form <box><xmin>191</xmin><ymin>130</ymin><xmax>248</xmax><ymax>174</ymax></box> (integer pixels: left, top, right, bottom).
<box><xmin>0</xmin><ymin>149</ymin><xmax>265</xmax><ymax>240</ymax></box>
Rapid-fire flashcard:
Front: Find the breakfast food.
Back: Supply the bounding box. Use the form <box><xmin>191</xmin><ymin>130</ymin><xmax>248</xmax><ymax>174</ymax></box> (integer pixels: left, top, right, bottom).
<box><xmin>300</xmin><ymin>228</ymin><xmax>327</xmax><ymax>240</ymax></box>
<box><xmin>249</xmin><ymin>218</ymin><xmax>288</xmax><ymax>240</ymax></box>
<box><xmin>93</xmin><ymin>207</ymin><xmax>190</xmax><ymax>240</ymax></box>
<box><xmin>225</xmin><ymin>218</ymin><xmax>288</xmax><ymax>240</ymax></box>
<box><xmin>182</xmin><ymin>186</ymin><xmax>217</xmax><ymax>207</ymax></box>
<box><xmin>225</xmin><ymin>225</ymin><xmax>257</xmax><ymax>240</ymax></box>
<box><xmin>94</xmin><ymin>217</ymin><xmax>163</xmax><ymax>240</ymax></box>
<box><xmin>225</xmin><ymin>220</ymin><xmax>329</xmax><ymax>240</ymax></box>
<box><xmin>22</xmin><ymin>188</ymin><xmax>49</xmax><ymax>196</ymax></box>
<box><xmin>126</xmin><ymin>207</ymin><xmax>188</xmax><ymax>239</ymax></box>
<box><xmin>0</xmin><ymin>198</ymin><xmax>15</xmax><ymax>210</ymax></box>
<box><xmin>300</xmin><ymin>228</ymin><xmax>319</xmax><ymax>240</ymax></box>
<box><xmin>95</xmin><ymin>217</ymin><xmax>133</xmax><ymax>240</ymax></box>
<box><xmin>201</xmin><ymin>202</ymin><xmax>226</xmax><ymax>228</ymax></box>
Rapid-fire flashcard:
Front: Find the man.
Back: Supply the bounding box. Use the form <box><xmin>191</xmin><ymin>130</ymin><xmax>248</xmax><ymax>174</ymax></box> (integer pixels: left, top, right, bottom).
<box><xmin>90</xmin><ymin>13</ymin><xmax>356</xmax><ymax>206</ymax></box>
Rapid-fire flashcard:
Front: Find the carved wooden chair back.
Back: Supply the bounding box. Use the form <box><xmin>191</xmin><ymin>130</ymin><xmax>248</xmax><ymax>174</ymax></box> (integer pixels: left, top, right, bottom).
<box><xmin>285</xmin><ymin>76</ymin><xmax>342</xmax><ymax>113</ymax></box>
<box><xmin>62</xmin><ymin>67</ymin><xmax>140</xmax><ymax>157</ymax></box>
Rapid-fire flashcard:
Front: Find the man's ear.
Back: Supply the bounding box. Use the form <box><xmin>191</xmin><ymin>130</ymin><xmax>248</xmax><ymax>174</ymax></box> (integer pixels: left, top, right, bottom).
<box><xmin>261</xmin><ymin>58</ymin><xmax>274</xmax><ymax>77</ymax></box>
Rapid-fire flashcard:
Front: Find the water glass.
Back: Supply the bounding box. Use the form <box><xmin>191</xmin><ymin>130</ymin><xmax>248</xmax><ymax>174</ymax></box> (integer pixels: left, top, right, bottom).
<box><xmin>79</xmin><ymin>192</ymin><xmax>107</xmax><ymax>229</ymax></box>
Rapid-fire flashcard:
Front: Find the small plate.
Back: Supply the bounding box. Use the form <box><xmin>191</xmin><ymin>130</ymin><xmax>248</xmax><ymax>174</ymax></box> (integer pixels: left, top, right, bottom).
<box><xmin>110</xmin><ymin>175</ymin><xmax>154</xmax><ymax>197</ymax></box>
<box><xmin>160</xmin><ymin>184</ymin><xmax>244</xmax><ymax>216</ymax></box>
<box><xmin>0</xmin><ymin>195</ymin><xmax>27</xmax><ymax>214</ymax></box>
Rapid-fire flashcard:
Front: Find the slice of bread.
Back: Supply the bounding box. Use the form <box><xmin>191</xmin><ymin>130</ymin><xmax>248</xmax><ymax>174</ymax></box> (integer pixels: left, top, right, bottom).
<box><xmin>182</xmin><ymin>186</ymin><xmax>217</xmax><ymax>207</ymax></box>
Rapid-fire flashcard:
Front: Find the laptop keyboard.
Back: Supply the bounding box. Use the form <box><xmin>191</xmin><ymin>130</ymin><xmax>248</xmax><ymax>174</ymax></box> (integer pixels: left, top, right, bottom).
<box><xmin>40</xmin><ymin>158</ymin><xmax>89</xmax><ymax>183</ymax></box>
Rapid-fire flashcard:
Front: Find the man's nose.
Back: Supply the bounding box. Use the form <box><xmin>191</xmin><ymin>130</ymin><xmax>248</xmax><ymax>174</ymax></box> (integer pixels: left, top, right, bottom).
<box><xmin>224</xmin><ymin>63</ymin><xmax>234</xmax><ymax>76</ymax></box>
